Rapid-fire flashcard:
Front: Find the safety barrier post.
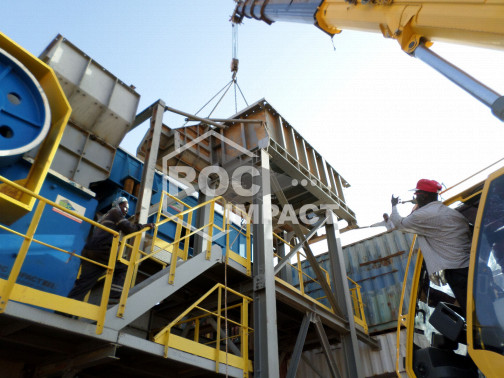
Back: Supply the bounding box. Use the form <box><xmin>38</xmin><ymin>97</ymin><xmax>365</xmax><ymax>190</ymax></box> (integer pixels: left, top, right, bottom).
<box><xmin>151</xmin><ymin>193</ymin><xmax>164</xmax><ymax>254</ymax></box>
<box><xmin>95</xmin><ymin>235</ymin><xmax>120</xmax><ymax>333</ymax></box>
<box><xmin>206</xmin><ymin>201</ymin><xmax>216</xmax><ymax>260</ymax></box>
<box><xmin>245</xmin><ymin>216</ymin><xmax>251</xmax><ymax>276</ymax></box>
<box><xmin>242</xmin><ymin>296</ymin><xmax>250</xmax><ymax>378</ymax></box>
<box><xmin>182</xmin><ymin>212</ymin><xmax>193</xmax><ymax>260</ymax></box>
<box><xmin>116</xmin><ymin>233</ymin><xmax>143</xmax><ymax>318</ymax></box>
<box><xmin>0</xmin><ymin>200</ymin><xmax>45</xmax><ymax>313</ymax></box>
<box><xmin>355</xmin><ymin>283</ymin><xmax>366</xmax><ymax>327</ymax></box>
<box><xmin>215</xmin><ymin>285</ymin><xmax>222</xmax><ymax>372</ymax></box>
<box><xmin>194</xmin><ymin>318</ymin><xmax>200</xmax><ymax>342</ymax></box>
<box><xmin>297</xmin><ymin>252</ymin><xmax>305</xmax><ymax>295</ymax></box>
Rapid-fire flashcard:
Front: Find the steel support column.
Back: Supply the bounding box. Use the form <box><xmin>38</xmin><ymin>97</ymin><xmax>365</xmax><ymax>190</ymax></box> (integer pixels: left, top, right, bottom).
<box><xmin>193</xmin><ymin>191</ymin><xmax>212</xmax><ymax>256</ymax></box>
<box><xmin>136</xmin><ymin>100</ymin><xmax>165</xmax><ymax>225</ymax></box>
<box><xmin>326</xmin><ymin>217</ymin><xmax>363</xmax><ymax>378</ymax></box>
<box><xmin>276</xmin><ymin>231</ymin><xmax>291</xmax><ymax>284</ymax></box>
<box><xmin>252</xmin><ymin>149</ymin><xmax>279</xmax><ymax>378</ymax></box>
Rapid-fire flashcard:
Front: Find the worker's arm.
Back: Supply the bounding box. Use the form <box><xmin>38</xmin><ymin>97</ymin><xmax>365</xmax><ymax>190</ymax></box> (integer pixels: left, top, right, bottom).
<box><xmin>109</xmin><ymin>208</ymin><xmax>154</xmax><ymax>234</ymax></box>
<box><xmin>390</xmin><ymin>196</ymin><xmax>435</xmax><ymax>234</ymax></box>
<box><xmin>369</xmin><ymin>220</ymin><xmax>386</xmax><ymax>228</ymax></box>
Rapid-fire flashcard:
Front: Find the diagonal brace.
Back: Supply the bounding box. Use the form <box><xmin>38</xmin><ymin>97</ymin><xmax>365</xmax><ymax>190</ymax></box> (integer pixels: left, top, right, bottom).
<box><xmin>286</xmin><ymin>312</ymin><xmax>313</xmax><ymax>378</ymax></box>
<box><xmin>274</xmin><ymin>215</ymin><xmax>328</xmax><ymax>276</ymax></box>
<box><xmin>271</xmin><ymin>176</ymin><xmax>343</xmax><ymax>316</ymax></box>
<box><xmin>313</xmin><ymin>314</ymin><xmax>342</xmax><ymax>378</ymax></box>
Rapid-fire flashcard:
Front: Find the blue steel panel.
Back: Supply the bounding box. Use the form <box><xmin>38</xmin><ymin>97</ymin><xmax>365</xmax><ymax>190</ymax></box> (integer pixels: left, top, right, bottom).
<box><xmin>108</xmin><ymin>148</ymin><xmax>143</xmax><ymax>187</ymax></box>
<box><xmin>0</xmin><ymin>161</ymin><xmax>97</xmax><ymax>297</ymax></box>
<box><xmin>106</xmin><ymin>149</ymin><xmax>249</xmax><ymax>259</ymax></box>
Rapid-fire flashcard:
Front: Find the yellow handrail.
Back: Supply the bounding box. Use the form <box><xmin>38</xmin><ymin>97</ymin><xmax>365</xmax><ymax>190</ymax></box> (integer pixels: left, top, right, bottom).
<box><xmin>272</xmin><ymin>232</ymin><xmax>368</xmax><ymax>333</ymax></box>
<box><xmin>0</xmin><ymin>174</ymin><xmax>128</xmax><ymax>334</ymax></box>
<box><xmin>395</xmin><ymin>235</ymin><xmax>418</xmax><ymax>377</ymax></box>
<box><xmin>153</xmin><ymin>283</ymin><xmax>253</xmax><ymax>376</ymax></box>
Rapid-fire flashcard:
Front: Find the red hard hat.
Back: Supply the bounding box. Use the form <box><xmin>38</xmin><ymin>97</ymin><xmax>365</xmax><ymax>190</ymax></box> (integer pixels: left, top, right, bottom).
<box><xmin>411</xmin><ymin>179</ymin><xmax>442</xmax><ymax>193</ymax></box>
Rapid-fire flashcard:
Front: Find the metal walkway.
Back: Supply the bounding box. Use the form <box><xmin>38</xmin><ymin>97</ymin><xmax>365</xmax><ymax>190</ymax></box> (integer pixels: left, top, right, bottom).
<box><xmin>0</xmin><ymin>176</ymin><xmax>376</xmax><ymax>377</ymax></box>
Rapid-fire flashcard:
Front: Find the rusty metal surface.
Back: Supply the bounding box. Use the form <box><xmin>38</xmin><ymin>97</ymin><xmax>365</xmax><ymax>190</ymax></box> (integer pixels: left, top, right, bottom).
<box><xmin>136</xmin><ymin>98</ymin><xmax>356</xmax><ymax>226</ymax></box>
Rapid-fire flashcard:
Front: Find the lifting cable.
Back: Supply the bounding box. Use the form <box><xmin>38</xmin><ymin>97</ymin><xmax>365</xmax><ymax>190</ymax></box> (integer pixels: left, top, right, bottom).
<box><xmin>182</xmin><ymin>20</ymin><xmax>248</xmax><ymax>127</ymax></box>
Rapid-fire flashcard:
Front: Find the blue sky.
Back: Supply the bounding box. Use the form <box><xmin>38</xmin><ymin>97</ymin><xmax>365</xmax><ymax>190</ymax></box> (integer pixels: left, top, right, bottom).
<box><xmin>4</xmin><ymin>0</ymin><xmax>504</xmax><ymax>244</ymax></box>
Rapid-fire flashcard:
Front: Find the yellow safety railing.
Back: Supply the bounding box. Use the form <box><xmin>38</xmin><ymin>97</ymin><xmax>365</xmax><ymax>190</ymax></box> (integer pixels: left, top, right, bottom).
<box><xmin>0</xmin><ymin>174</ymin><xmax>138</xmax><ymax>334</ymax></box>
<box><xmin>153</xmin><ymin>192</ymin><xmax>252</xmax><ymax>272</ymax></box>
<box><xmin>272</xmin><ymin>232</ymin><xmax>368</xmax><ymax>332</ymax></box>
<box><xmin>114</xmin><ymin>192</ymin><xmax>252</xmax><ymax>317</ymax></box>
<box><xmin>347</xmin><ymin>276</ymin><xmax>368</xmax><ymax>333</ymax></box>
<box><xmin>153</xmin><ymin>283</ymin><xmax>253</xmax><ymax>377</ymax></box>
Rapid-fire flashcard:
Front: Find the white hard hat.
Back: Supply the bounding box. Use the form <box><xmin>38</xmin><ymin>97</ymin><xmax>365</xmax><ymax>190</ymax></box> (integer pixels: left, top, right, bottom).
<box><xmin>113</xmin><ymin>196</ymin><xmax>128</xmax><ymax>207</ymax></box>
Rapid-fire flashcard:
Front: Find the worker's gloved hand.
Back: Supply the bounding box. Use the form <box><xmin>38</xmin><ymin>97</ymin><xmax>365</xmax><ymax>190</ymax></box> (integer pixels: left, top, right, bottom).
<box><xmin>391</xmin><ymin>195</ymin><xmax>400</xmax><ymax>207</ymax></box>
<box><xmin>146</xmin><ymin>223</ymin><xmax>156</xmax><ymax>229</ymax></box>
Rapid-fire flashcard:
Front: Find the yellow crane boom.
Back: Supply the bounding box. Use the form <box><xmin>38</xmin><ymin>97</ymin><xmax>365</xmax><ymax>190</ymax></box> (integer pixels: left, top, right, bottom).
<box><xmin>233</xmin><ymin>0</ymin><xmax>504</xmax><ymax>121</ymax></box>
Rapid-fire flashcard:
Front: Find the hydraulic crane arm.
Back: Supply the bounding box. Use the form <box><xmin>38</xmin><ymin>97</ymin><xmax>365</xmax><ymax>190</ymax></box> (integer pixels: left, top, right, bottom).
<box><xmin>233</xmin><ymin>0</ymin><xmax>504</xmax><ymax>121</ymax></box>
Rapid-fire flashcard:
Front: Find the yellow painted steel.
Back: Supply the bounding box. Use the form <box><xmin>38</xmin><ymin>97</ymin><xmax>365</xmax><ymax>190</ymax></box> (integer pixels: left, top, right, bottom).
<box><xmin>0</xmin><ymin>175</ymin><xmax>124</xmax><ymax>334</ymax></box>
<box><xmin>466</xmin><ymin>166</ymin><xmax>504</xmax><ymax>377</ymax></box>
<box><xmin>0</xmin><ymin>177</ymin><xmax>366</xmax><ymax>369</ymax></box>
<box><xmin>316</xmin><ymin>0</ymin><xmax>504</xmax><ymax>53</ymax></box>
<box><xmin>153</xmin><ymin>283</ymin><xmax>253</xmax><ymax>375</ymax></box>
<box><xmin>0</xmin><ymin>200</ymin><xmax>45</xmax><ymax>312</ymax></box>
<box><xmin>152</xmin><ymin>192</ymin><xmax>252</xmax><ymax>274</ymax></box>
<box><xmin>215</xmin><ymin>284</ymin><xmax>222</xmax><ymax>372</ymax></box>
<box><xmin>272</xmin><ymin>232</ymin><xmax>368</xmax><ymax>330</ymax></box>
<box><xmin>0</xmin><ymin>33</ymin><xmax>71</xmax><ymax>224</ymax></box>
<box><xmin>348</xmin><ymin>276</ymin><xmax>368</xmax><ymax>333</ymax></box>
<box><xmin>403</xmin><ymin>251</ymin><xmax>425</xmax><ymax>377</ymax></box>
<box><xmin>205</xmin><ymin>201</ymin><xmax>216</xmax><ymax>260</ymax></box>
<box><xmin>395</xmin><ymin>234</ymin><xmax>417</xmax><ymax>376</ymax></box>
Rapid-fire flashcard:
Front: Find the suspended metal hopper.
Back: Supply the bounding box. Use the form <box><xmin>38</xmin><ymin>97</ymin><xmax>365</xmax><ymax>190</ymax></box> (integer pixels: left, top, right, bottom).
<box><xmin>137</xmin><ymin>98</ymin><xmax>356</xmax><ymax>227</ymax></box>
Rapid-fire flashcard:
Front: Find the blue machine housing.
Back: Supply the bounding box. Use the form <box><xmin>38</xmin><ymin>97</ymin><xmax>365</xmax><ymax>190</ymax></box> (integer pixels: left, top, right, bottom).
<box><xmin>0</xmin><ymin>146</ymin><xmax>249</xmax><ymax>299</ymax></box>
<box><xmin>0</xmin><ymin>159</ymin><xmax>97</xmax><ymax>297</ymax></box>
<box><xmin>94</xmin><ymin>148</ymin><xmax>248</xmax><ymax>258</ymax></box>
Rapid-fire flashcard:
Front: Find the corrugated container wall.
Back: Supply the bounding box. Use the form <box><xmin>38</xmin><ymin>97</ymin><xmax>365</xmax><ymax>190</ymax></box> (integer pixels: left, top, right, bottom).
<box><xmin>298</xmin><ymin>230</ymin><xmax>416</xmax><ymax>334</ymax></box>
<box><xmin>296</xmin><ymin>329</ymin><xmax>407</xmax><ymax>377</ymax></box>
<box><xmin>343</xmin><ymin>230</ymin><xmax>416</xmax><ymax>333</ymax></box>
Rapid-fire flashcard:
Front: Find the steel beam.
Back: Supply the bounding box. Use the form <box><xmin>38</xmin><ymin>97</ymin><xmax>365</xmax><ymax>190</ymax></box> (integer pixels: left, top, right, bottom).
<box><xmin>34</xmin><ymin>344</ymin><xmax>118</xmax><ymax>377</ymax></box>
<box><xmin>105</xmin><ymin>245</ymin><xmax>222</xmax><ymax>331</ymax></box>
<box><xmin>286</xmin><ymin>312</ymin><xmax>312</xmax><ymax>378</ymax></box>
<box><xmin>270</xmin><ymin>176</ymin><xmax>343</xmax><ymax>316</ymax></box>
<box><xmin>326</xmin><ymin>218</ymin><xmax>364</xmax><ymax>378</ymax></box>
<box><xmin>313</xmin><ymin>314</ymin><xmax>341</xmax><ymax>378</ymax></box>
<box><xmin>136</xmin><ymin>100</ymin><xmax>165</xmax><ymax>225</ymax></box>
<box><xmin>252</xmin><ymin>149</ymin><xmax>279</xmax><ymax>378</ymax></box>
<box><xmin>301</xmin><ymin>354</ymin><xmax>325</xmax><ymax>378</ymax></box>
<box><xmin>207</xmin><ymin>317</ymin><xmax>241</xmax><ymax>356</ymax></box>
<box><xmin>273</xmin><ymin>214</ymin><xmax>328</xmax><ymax>276</ymax></box>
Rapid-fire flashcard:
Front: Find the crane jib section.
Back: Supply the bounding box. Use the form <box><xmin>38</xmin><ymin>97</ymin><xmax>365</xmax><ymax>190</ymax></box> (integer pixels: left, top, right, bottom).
<box><xmin>235</xmin><ymin>0</ymin><xmax>504</xmax><ymax>53</ymax></box>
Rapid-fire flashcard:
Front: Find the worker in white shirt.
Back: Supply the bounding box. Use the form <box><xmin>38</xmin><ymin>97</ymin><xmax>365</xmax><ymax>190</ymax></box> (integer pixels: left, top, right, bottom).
<box><xmin>370</xmin><ymin>213</ymin><xmax>395</xmax><ymax>231</ymax></box>
<box><xmin>390</xmin><ymin>179</ymin><xmax>472</xmax><ymax>313</ymax></box>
